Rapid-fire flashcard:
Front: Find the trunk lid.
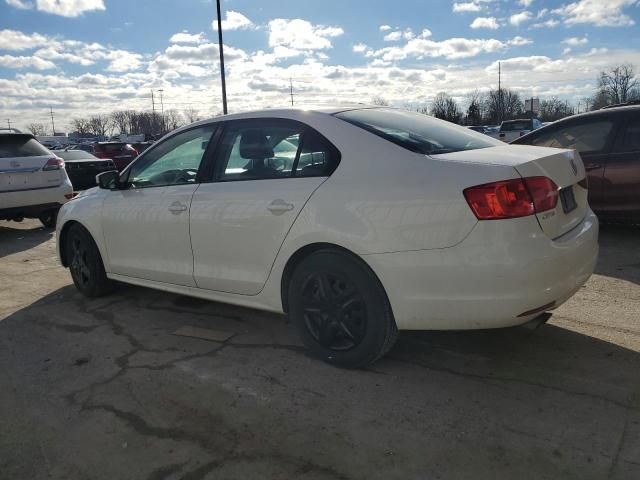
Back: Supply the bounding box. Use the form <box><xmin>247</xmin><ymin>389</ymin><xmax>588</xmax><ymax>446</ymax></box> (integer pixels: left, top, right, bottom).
<box><xmin>431</xmin><ymin>145</ymin><xmax>589</xmax><ymax>239</ymax></box>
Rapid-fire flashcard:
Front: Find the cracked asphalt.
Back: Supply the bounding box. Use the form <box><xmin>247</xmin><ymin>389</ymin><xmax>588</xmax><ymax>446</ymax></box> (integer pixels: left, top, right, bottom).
<box><xmin>1</xmin><ymin>219</ymin><xmax>639</xmax><ymax>480</ymax></box>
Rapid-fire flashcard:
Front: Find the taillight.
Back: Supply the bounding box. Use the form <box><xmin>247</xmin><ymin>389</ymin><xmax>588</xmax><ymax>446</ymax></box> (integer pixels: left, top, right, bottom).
<box><xmin>42</xmin><ymin>157</ymin><xmax>65</xmax><ymax>171</ymax></box>
<box><xmin>464</xmin><ymin>176</ymin><xmax>558</xmax><ymax>220</ymax></box>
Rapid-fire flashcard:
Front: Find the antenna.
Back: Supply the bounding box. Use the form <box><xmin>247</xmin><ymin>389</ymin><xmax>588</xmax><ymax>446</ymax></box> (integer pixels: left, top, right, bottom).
<box><xmin>290</xmin><ymin>78</ymin><xmax>294</xmax><ymax>106</ymax></box>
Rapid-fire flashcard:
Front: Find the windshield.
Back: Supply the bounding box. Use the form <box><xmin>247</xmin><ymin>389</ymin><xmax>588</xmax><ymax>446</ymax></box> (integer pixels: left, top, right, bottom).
<box><xmin>501</xmin><ymin>121</ymin><xmax>531</xmax><ymax>132</ymax></box>
<box><xmin>58</xmin><ymin>151</ymin><xmax>98</xmax><ymax>160</ymax></box>
<box><xmin>335</xmin><ymin>108</ymin><xmax>500</xmax><ymax>155</ymax></box>
<box><xmin>0</xmin><ymin>135</ymin><xmax>50</xmax><ymax>158</ymax></box>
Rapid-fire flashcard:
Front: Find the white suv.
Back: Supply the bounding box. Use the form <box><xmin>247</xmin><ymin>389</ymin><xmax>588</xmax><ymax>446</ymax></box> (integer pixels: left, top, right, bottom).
<box><xmin>496</xmin><ymin>118</ymin><xmax>542</xmax><ymax>143</ymax></box>
<box><xmin>1</xmin><ymin>131</ymin><xmax>73</xmax><ymax>228</ymax></box>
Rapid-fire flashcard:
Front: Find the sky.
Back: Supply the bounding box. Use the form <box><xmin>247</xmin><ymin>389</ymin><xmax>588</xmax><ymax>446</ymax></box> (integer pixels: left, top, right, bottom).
<box><xmin>1</xmin><ymin>0</ymin><xmax>639</xmax><ymax>132</ymax></box>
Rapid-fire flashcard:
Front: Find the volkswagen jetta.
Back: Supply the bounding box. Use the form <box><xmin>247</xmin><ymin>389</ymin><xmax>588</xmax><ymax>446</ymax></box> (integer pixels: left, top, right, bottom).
<box><xmin>56</xmin><ymin>107</ymin><xmax>599</xmax><ymax>367</ymax></box>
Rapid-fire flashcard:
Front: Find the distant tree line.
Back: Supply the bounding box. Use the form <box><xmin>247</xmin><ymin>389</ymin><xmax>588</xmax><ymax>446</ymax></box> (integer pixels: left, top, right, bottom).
<box><xmin>373</xmin><ymin>63</ymin><xmax>638</xmax><ymax>126</ymax></box>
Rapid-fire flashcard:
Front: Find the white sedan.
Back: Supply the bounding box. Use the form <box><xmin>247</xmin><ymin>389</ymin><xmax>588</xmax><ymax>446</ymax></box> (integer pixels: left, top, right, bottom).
<box><xmin>56</xmin><ymin>107</ymin><xmax>598</xmax><ymax>368</ymax></box>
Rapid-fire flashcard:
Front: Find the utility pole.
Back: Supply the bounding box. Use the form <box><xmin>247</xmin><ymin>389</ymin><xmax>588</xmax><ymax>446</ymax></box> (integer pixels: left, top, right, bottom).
<box><xmin>498</xmin><ymin>62</ymin><xmax>502</xmax><ymax>124</ymax></box>
<box><xmin>6</xmin><ymin>119</ymin><xmax>11</xmax><ymax>130</ymax></box>
<box><xmin>49</xmin><ymin>106</ymin><xmax>56</xmax><ymax>135</ymax></box>
<box><xmin>216</xmin><ymin>0</ymin><xmax>228</xmax><ymax>114</ymax></box>
<box><xmin>158</xmin><ymin>89</ymin><xmax>165</xmax><ymax>134</ymax></box>
<box><xmin>290</xmin><ymin>78</ymin><xmax>294</xmax><ymax>106</ymax></box>
<box><xmin>151</xmin><ymin>89</ymin><xmax>157</xmax><ymax>135</ymax></box>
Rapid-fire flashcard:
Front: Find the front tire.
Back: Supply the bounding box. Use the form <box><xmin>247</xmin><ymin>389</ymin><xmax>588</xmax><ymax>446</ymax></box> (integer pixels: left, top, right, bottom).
<box><xmin>288</xmin><ymin>250</ymin><xmax>398</xmax><ymax>368</ymax></box>
<box><xmin>65</xmin><ymin>224</ymin><xmax>113</xmax><ymax>297</ymax></box>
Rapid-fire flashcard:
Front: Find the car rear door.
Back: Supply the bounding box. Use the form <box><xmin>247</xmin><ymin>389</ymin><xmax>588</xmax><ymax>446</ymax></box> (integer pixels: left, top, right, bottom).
<box><xmin>0</xmin><ymin>135</ymin><xmax>63</xmax><ymax>202</ymax></box>
<box><xmin>600</xmin><ymin>112</ymin><xmax>640</xmax><ymax>220</ymax></box>
<box><xmin>190</xmin><ymin>118</ymin><xmax>339</xmax><ymax>295</ymax></box>
<box><xmin>101</xmin><ymin>125</ymin><xmax>217</xmax><ymax>286</ymax></box>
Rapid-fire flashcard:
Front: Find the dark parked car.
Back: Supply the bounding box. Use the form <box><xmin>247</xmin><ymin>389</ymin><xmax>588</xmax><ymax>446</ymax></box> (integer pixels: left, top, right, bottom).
<box><xmin>69</xmin><ymin>142</ymin><xmax>138</xmax><ymax>171</ymax></box>
<box><xmin>513</xmin><ymin>104</ymin><xmax>640</xmax><ymax>223</ymax></box>
<box><xmin>57</xmin><ymin>150</ymin><xmax>116</xmax><ymax>190</ymax></box>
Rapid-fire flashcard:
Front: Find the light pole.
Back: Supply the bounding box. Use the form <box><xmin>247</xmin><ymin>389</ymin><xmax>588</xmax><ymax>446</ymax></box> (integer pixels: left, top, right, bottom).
<box><xmin>216</xmin><ymin>0</ymin><xmax>228</xmax><ymax>114</ymax></box>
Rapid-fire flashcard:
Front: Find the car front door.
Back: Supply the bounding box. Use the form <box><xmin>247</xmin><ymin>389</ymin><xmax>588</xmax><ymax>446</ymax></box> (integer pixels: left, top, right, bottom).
<box><xmin>601</xmin><ymin>113</ymin><xmax>640</xmax><ymax>220</ymax></box>
<box><xmin>101</xmin><ymin>124</ymin><xmax>217</xmax><ymax>286</ymax></box>
<box><xmin>190</xmin><ymin>118</ymin><xmax>340</xmax><ymax>295</ymax></box>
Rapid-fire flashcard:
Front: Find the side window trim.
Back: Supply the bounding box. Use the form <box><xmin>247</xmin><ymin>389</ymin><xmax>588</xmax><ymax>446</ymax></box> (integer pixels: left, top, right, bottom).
<box><xmin>120</xmin><ymin>124</ymin><xmax>218</xmax><ymax>189</ymax></box>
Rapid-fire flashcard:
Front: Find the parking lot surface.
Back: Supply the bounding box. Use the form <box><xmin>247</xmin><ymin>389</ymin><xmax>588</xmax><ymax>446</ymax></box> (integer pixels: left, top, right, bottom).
<box><xmin>1</xmin><ymin>219</ymin><xmax>639</xmax><ymax>480</ymax></box>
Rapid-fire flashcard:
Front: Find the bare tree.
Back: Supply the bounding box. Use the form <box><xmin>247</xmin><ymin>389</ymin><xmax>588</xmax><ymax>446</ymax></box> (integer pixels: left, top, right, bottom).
<box><xmin>431</xmin><ymin>93</ymin><xmax>462</xmax><ymax>123</ymax></box>
<box><xmin>598</xmin><ymin>64</ymin><xmax>637</xmax><ymax>105</ymax></box>
<box><xmin>485</xmin><ymin>89</ymin><xmax>524</xmax><ymax>124</ymax></box>
<box><xmin>163</xmin><ymin>110</ymin><xmax>183</xmax><ymax>132</ymax></box>
<box><xmin>110</xmin><ymin>111</ymin><xmax>129</xmax><ymax>135</ymax></box>
<box><xmin>539</xmin><ymin>97</ymin><xmax>574</xmax><ymax>122</ymax></box>
<box><xmin>183</xmin><ymin>106</ymin><xmax>201</xmax><ymax>124</ymax></box>
<box><xmin>88</xmin><ymin>115</ymin><xmax>112</xmax><ymax>138</ymax></box>
<box><xmin>26</xmin><ymin>122</ymin><xmax>47</xmax><ymax>136</ymax></box>
<box><xmin>371</xmin><ymin>96</ymin><xmax>390</xmax><ymax>106</ymax></box>
<box><xmin>465</xmin><ymin>90</ymin><xmax>485</xmax><ymax>125</ymax></box>
<box><xmin>71</xmin><ymin>118</ymin><xmax>92</xmax><ymax>136</ymax></box>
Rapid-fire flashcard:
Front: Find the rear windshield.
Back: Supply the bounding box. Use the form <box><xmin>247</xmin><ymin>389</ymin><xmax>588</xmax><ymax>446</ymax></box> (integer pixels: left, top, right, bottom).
<box><xmin>58</xmin><ymin>151</ymin><xmax>98</xmax><ymax>160</ymax></box>
<box><xmin>335</xmin><ymin>108</ymin><xmax>500</xmax><ymax>155</ymax></box>
<box><xmin>501</xmin><ymin>121</ymin><xmax>531</xmax><ymax>132</ymax></box>
<box><xmin>98</xmin><ymin>143</ymin><xmax>127</xmax><ymax>152</ymax></box>
<box><xmin>0</xmin><ymin>135</ymin><xmax>51</xmax><ymax>158</ymax></box>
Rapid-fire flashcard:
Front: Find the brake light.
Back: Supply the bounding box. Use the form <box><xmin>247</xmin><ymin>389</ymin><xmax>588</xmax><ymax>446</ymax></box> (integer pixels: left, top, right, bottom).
<box><xmin>42</xmin><ymin>157</ymin><xmax>65</xmax><ymax>171</ymax></box>
<box><xmin>464</xmin><ymin>176</ymin><xmax>558</xmax><ymax>220</ymax></box>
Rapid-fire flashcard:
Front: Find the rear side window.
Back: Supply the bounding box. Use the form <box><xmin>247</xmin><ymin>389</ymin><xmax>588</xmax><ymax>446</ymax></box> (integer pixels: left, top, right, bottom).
<box><xmin>99</xmin><ymin>144</ymin><xmax>126</xmax><ymax>153</ymax></box>
<box><xmin>614</xmin><ymin>117</ymin><xmax>640</xmax><ymax>153</ymax></box>
<box><xmin>335</xmin><ymin>108</ymin><xmax>500</xmax><ymax>155</ymax></box>
<box><xmin>527</xmin><ymin>120</ymin><xmax>614</xmax><ymax>153</ymax></box>
<box><xmin>0</xmin><ymin>135</ymin><xmax>50</xmax><ymax>158</ymax></box>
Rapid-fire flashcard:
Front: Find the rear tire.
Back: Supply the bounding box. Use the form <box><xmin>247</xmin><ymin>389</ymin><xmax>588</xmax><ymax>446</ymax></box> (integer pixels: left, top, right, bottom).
<box><xmin>288</xmin><ymin>250</ymin><xmax>398</xmax><ymax>368</ymax></box>
<box><xmin>65</xmin><ymin>224</ymin><xmax>114</xmax><ymax>297</ymax></box>
<box><xmin>38</xmin><ymin>209</ymin><xmax>58</xmax><ymax>228</ymax></box>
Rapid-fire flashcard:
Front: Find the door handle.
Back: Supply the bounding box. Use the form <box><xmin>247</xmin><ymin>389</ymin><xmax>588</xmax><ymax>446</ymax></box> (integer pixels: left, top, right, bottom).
<box><xmin>267</xmin><ymin>199</ymin><xmax>294</xmax><ymax>215</ymax></box>
<box><xmin>168</xmin><ymin>202</ymin><xmax>188</xmax><ymax>214</ymax></box>
<box><xmin>584</xmin><ymin>164</ymin><xmax>601</xmax><ymax>171</ymax></box>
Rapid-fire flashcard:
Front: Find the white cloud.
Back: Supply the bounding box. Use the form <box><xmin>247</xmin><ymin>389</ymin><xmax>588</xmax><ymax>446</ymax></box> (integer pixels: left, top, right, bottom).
<box><xmin>519</xmin><ymin>0</ymin><xmax>534</xmax><ymax>6</ymax></box>
<box><xmin>169</xmin><ymin>32</ymin><xmax>206</xmax><ymax>45</ymax></box>
<box><xmin>379</xmin><ymin>25</ymin><xmax>392</xmax><ymax>31</ymax></box>
<box><xmin>453</xmin><ymin>2</ymin><xmax>482</xmax><ymax>13</ymax></box>
<box><xmin>509</xmin><ymin>11</ymin><xmax>533</xmax><ymax>26</ymax></box>
<box><xmin>531</xmin><ymin>18</ymin><xmax>560</xmax><ymax>28</ymax></box>
<box><xmin>352</xmin><ymin>43</ymin><xmax>367</xmax><ymax>53</ymax></box>
<box><xmin>552</xmin><ymin>0</ymin><xmax>637</xmax><ymax>27</ymax></box>
<box><xmin>508</xmin><ymin>36</ymin><xmax>533</xmax><ymax>46</ymax></box>
<box><xmin>35</xmin><ymin>0</ymin><xmax>105</xmax><ymax>18</ymax></box>
<box><xmin>0</xmin><ymin>54</ymin><xmax>55</xmax><ymax>70</ymax></box>
<box><xmin>268</xmin><ymin>19</ymin><xmax>343</xmax><ymax>52</ymax></box>
<box><xmin>0</xmin><ymin>29</ymin><xmax>49</xmax><ymax>50</ymax></box>
<box><xmin>383</xmin><ymin>31</ymin><xmax>402</xmax><ymax>41</ymax></box>
<box><xmin>562</xmin><ymin>36</ymin><xmax>588</xmax><ymax>46</ymax></box>
<box><xmin>470</xmin><ymin>17</ymin><xmax>500</xmax><ymax>29</ymax></box>
<box><xmin>5</xmin><ymin>0</ymin><xmax>32</xmax><ymax>9</ymax></box>
<box><xmin>562</xmin><ymin>47</ymin><xmax>572</xmax><ymax>55</ymax></box>
<box><xmin>212</xmin><ymin>10</ymin><xmax>254</xmax><ymax>31</ymax></box>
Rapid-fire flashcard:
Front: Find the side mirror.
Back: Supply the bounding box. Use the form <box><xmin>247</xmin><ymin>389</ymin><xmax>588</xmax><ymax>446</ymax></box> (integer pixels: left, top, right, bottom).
<box><xmin>97</xmin><ymin>170</ymin><xmax>121</xmax><ymax>190</ymax></box>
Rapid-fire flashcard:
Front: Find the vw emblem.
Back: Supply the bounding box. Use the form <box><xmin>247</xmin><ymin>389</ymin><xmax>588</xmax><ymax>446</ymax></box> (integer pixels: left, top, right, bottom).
<box><xmin>10</xmin><ymin>160</ymin><xmax>20</xmax><ymax>168</ymax></box>
<box><xmin>570</xmin><ymin>159</ymin><xmax>578</xmax><ymax>176</ymax></box>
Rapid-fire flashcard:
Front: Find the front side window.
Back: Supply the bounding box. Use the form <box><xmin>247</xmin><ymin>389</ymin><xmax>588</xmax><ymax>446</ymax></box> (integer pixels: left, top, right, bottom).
<box><xmin>216</xmin><ymin>120</ymin><xmax>339</xmax><ymax>181</ymax></box>
<box><xmin>528</xmin><ymin>119</ymin><xmax>614</xmax><ymax>153</ymax></box>
<box><xmin>126</xmin><ymin>125</ymin><xmax>216</xmax><ymax>188</ymax></box>
<box><xmin>335</xmin><ymin>108</ymin><xmax>501</xmax><ymax>155</ymax></box>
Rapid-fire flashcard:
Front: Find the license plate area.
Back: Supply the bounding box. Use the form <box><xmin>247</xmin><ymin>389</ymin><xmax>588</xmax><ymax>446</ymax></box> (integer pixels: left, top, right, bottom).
<box><xmin>559</xmin><ymin>186</ymin><xmax>577</xmax><ymax>214</ymax></box>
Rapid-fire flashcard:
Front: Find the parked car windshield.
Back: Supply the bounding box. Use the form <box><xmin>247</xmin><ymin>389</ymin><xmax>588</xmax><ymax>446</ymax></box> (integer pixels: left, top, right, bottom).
<box><xmin>335</xmin><ymin>108</ymin><xmax>500</xmax><ymax>155</ymax></box>
<box><xmin>0</xmin><ymin>134</ymin><xmax>51</xmax><ymax>158</ymax></box>
<box><xmin>501</xmin><ymin>121</ymin><xmax>531</xmax><ymax>131</ymax></box>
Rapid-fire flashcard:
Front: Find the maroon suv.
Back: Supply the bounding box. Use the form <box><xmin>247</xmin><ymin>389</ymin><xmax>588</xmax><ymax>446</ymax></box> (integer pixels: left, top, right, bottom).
<box><xmin>513</xmin><ymin>103</ymin><xmax>640</xmax><ymax>223</ymax></box>
<box><xmin>92</xmin><ymin>142</ymin><xmax>139</xmax><ymax>171</ymax></box>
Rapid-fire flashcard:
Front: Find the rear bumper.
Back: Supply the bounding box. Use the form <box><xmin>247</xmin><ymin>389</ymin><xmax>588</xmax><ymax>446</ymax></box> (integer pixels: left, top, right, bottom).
<box><xmin>364</xmin><ymin>209</ymin><xmax>599</xmax><ymax>330</ymax></box>
<box><xmin>0</xmin><ymin>180</ymin><xmax>73</xmax><ymax>214</ymax></box>
<box><xmin>0</xmin><ymin>202</ymin><xmax>62</xmax><ymax>219</ymax></box>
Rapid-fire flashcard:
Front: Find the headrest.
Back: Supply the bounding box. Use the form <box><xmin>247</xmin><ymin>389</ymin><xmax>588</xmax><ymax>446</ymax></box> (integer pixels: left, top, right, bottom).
<box><xmin>240</xmin><ymin>129</ymin><xmax>273</xmax><ymax>160</ymax></box>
